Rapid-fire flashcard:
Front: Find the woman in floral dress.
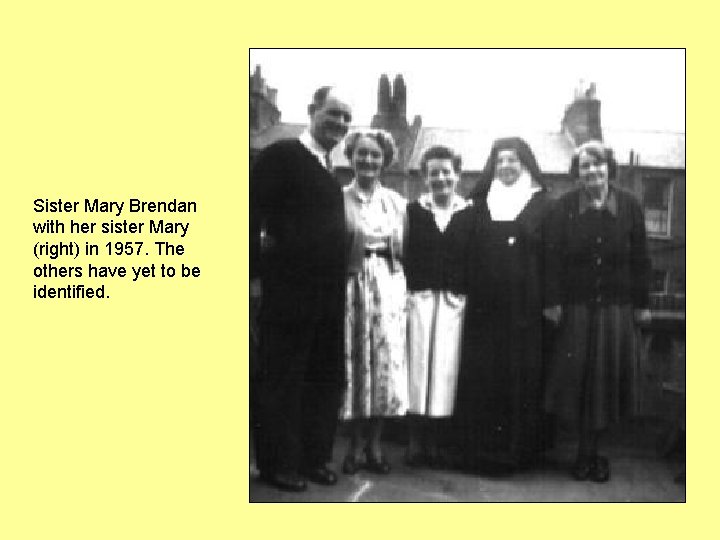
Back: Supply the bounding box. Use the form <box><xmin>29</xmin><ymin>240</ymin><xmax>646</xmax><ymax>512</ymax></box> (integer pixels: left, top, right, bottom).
<box><xmin>340</xmin><ymin>129</ymin><xmax>408</xmax><ymax>475</ymax></box>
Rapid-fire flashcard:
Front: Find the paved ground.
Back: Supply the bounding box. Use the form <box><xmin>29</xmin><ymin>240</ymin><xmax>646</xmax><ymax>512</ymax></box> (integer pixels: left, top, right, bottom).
<box><xmin>249</xmin><ymin>419</ymin><xmax>685</xmax><ymax>503</ymax></box>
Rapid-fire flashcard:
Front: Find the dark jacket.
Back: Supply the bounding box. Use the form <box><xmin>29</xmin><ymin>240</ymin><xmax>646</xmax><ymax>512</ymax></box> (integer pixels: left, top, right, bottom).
<box><xmin>250</xmin><ymin>139</ymin><xmax>346</xmax><ymax>323</ymax></box>
<box><xmin>544</xmin><ymin>186</ymin><xmax>651</xmax><ymax>309</ymax></box>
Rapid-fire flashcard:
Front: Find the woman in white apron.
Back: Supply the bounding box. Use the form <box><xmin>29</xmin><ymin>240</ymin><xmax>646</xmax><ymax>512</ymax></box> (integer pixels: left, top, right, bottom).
<box><xmin>404</xmin><ymin>145</ymin><xmax>469</xmax><ymax>468</ymax></box>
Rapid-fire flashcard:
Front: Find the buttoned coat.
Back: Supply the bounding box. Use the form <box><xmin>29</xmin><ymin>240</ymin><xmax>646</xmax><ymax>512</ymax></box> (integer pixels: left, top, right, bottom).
<box><xmin>543</xmin><ymin>186</ymin><xmax>651</xmax><ymax>310</ymax></box>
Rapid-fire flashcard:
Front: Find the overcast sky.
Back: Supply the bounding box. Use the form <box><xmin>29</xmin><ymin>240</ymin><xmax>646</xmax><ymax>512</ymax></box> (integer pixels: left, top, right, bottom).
<box><xmin>250</xmin><ymin>49</ymin><xmax>685</xmax><ymax>134</ymax></box>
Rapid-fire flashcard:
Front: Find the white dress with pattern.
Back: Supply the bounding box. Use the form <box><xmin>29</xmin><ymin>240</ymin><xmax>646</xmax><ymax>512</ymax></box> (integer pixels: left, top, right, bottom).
<box><xmin>341</xmin><ymin>184</ymin><xmax>408</xmax><ymax>419</ymax></box>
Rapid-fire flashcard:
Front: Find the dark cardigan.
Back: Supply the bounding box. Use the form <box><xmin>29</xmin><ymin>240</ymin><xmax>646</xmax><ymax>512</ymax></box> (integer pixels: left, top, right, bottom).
<box><xmin>544</xmin><ymin>186</ymin><xmax>651</xmax><ymax>309</ymax></box>
<box><xmin>404</xmin><ymin>200</ymin><xmax>466</xmax><ymax>293</ymax></box>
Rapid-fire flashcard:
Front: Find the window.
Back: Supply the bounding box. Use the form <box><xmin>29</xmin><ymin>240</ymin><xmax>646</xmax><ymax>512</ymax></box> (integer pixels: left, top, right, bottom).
<box><xmin>651</xmin><ymin>269</ymin><xmax>668</xmax><ymax>294</ymax></box>
<box><xmin>642</xmin><ymin>177</ymin><xmax>673</xmax><ymax>237</ymax></box>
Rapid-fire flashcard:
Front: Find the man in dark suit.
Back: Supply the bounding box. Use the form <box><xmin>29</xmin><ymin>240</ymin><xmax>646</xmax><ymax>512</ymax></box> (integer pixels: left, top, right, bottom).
<box><xmin>250</xmin><ymin>86</ymin><xmax>352</xmax><ymax>492</ymax></box>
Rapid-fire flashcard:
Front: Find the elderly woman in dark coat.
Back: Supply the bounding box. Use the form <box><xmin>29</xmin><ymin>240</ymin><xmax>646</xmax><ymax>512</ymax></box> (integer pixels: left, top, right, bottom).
<box><xmin>451</xmin><ymin>137</ymin><xmax>552</xmax><ymax>474</ymax></box>
<box><xmin>543</xmin><ymin>140</ymin><xmax>651</xmax><ymax>482</ymax></box>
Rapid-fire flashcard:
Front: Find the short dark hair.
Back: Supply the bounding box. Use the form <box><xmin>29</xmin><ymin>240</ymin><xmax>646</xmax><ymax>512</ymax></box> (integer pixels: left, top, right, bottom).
<box><xmin>309</xmin><ymin>86</ymin><xmax>333</xmax><ymax>112</ymax></box>
<box><xmin>343</xmin><ymin>129</ymin><xmax>397</xmax><ymax>169</ymax></box>
<box><xmin>420</xmin><ymin>145</ymin><xmax>462</xmax><ymax>175</ymax></box>
<box><xmin>569</xmin><ymin>140</ymin><xmax>618</xmax><ymax>181</ymax></box>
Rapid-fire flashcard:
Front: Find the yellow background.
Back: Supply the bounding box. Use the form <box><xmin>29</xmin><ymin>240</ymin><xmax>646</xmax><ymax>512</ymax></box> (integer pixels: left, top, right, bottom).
<box><xmin>0</xmin><ymin>1</ymin><xmax>708</xmax><ymax>539</ymax></box>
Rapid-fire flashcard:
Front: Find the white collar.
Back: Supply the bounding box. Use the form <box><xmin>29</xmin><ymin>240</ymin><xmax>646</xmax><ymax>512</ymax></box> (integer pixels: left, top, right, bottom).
<box><xmin>299</xmin><ymin>129</ymin><xmax>331</xmax><ymax>170</ymax></box>
<box><xmin>418</xmin><ymin>193</ymin><xmax>469</xmax><ymax>232</ymax></box>
<box><xmin>418</xmin><ymin>193</ymin><xmax>468</xmax><ymax>214</ymax></box>
<box><xmin>486</xmin><ymin>170</ymin><xmax>540</xmax><ymax>221</ymax></box>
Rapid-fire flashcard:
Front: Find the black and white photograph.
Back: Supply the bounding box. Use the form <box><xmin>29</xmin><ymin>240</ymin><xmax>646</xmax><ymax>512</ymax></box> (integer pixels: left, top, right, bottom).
<box><xmin>249</xmin><ymin>48</ymin><xmax>685</xmax><ymax>502</ymax></box>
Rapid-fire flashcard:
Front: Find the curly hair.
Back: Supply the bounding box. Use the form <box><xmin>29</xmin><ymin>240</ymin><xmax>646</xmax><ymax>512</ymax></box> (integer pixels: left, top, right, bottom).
<box><xmin>569</xmin><ymin>140</ymin><xmax>618</xmax><ymax>181</ymax></box>
<box><xmin>420</xmin><ymin>145</ymin><xmax>462</xmax><ymax>175</ymax></box>
<box><xmin>343</xmin><ymin>129</ymin><xmax>397</xmax><ymax>169</ymax></box>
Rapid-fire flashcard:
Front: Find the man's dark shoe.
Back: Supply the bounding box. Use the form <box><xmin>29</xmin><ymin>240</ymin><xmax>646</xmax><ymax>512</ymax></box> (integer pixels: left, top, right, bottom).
<box><xmin>301</xmin><ymin>465</ymin><xmax>338</xmax><ymax>486</ymax></box>
<box><xmin>268</xmin><ymin>471</ymin><xmax>307</xmax><ymax>492</ymax></box>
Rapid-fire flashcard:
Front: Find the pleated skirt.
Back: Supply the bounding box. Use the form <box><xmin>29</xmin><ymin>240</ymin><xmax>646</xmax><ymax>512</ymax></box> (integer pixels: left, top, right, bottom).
<box><xmin>544</xmin><ymin>303</ymin><xmax>639</xmax><ymax>431</ymax></box>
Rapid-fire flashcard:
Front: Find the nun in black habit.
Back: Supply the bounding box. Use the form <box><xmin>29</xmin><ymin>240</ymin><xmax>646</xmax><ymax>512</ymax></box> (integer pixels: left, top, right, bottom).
<box><xmin>450</xmin><ymin>137</ymin><xmax>553</xmax><ymax>474</ymax></box>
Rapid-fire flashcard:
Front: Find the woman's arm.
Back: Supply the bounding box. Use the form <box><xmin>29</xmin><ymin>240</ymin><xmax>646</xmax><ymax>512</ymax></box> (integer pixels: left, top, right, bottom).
<box><xmin>388</xmin><ymin>190</ymin><xmax>407</xmax><ymax>264</ymax></box>
<box><xmin>542</xmin><ymin>196</ymin><xmax>567</xmax><ymax>312</ymax></box>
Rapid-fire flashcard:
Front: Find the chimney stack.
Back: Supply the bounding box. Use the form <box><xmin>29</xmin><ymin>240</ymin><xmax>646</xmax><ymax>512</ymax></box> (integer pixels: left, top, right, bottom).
<box><xmin>372</xmin><ymin>73</ymin><xmax>408</xmax><ymax>131</ymax></box>
<box><xmin>562</xmin><ymin>80</ymin><xmax>603</xmax><ymax>146</ymax></box>
<box><xmin>377</xmin><ymin>74</ymin><xmax>391</xmax><ymax>116</ymax></box>
<box><xmin>393</xmin><ymin>75</ymin><xmax>407</xmax><ymax>119</ymax></box>
<box><xmin>250</xmin><ymin>65</ymin><xmax>280</xmax><ymax>132</ymax></box>
<box><xmin>371</xmin><ymin>73</ymin><xmax>416</xmax><ymax>172</ymax></box>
